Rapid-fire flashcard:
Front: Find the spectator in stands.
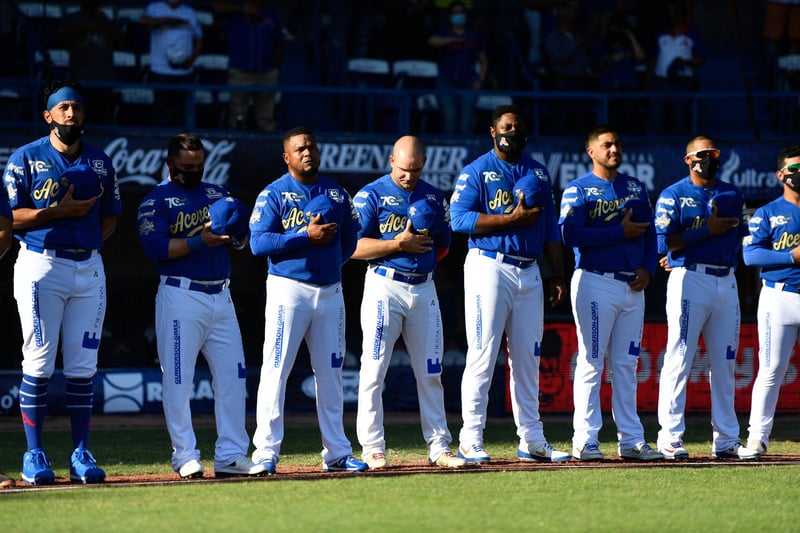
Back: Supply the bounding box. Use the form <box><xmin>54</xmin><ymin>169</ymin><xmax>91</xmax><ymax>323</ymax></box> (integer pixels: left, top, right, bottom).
<box><xmin>58</xmin><ymin>0</ymin><xmax>124</xmax><ymax>125</ymax></box>
<box><xmin>646</xmin><ymin>0</ymin><xmax>706</xmax><ymax>135</ymax></box>
<box><xmin>212</xmin><ymin>1</ymin><xmax>284</xmax><ymax>132</ymax></box>
<box><xmin>593</xmin><ymin>8</ymin><xmax>646</xmax><ymax>134</ymax></box>
<box><xmin>140</xmin><ymin>0</ymin><xmax>203</xmax><ymax>127</ymax></box>
<box><xmin>428</xmin><ymin>1</ymin><xmax>488</xmax><ymax>134</ymax></box>
<box><xmin>542</xmin><ymin>0</ymin><xmax>595</xmax><ymax>135</ymax></box>
<box><xmin>763</xmin><ymin>0</ymin><xmax>800</xmax><ymax>59</ymax></box>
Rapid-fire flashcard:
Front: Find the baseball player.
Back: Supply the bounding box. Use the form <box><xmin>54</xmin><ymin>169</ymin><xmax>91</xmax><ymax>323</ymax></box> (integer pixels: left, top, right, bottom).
<box><xmin>449</xmin><ymin>105</ymin><xmax>570</xmax><ymax>464</ymax></box>
<box><xmin>0</xmin><ymin>183</ymin><xmax>13</xmax><ymax>490</ymax></box>
<box><xmin>352</xmin><ymin>135</ymin><xmax>465</xmax><ymax>470</ymax></box>
<box><xmin>249</xmin><ymin>126</ymin><xmax>367</xmax><ymax>473</ymax></box>
<box><xmin>654</xmin><ymin>135</ymin><xmax>757</xmax><ymax>460</ymax></box>
<box><xmin>559</xmin><ymin>124</ymin><xmax>663</xmax><ymax>462</ymax></box>
<box><xmin>137</xmin><ymin>133</ymin><xmax>267</xmax><ymax>479</ymax></box>
<box><xmin>742</xmin><ymin>144</ymin><xmax>800</xmax><ymax>457</ymax></box>
<box><xmin>3</xmin><ymin>80</ymin><xmax>121</xmax><ymax>484</ymax></box>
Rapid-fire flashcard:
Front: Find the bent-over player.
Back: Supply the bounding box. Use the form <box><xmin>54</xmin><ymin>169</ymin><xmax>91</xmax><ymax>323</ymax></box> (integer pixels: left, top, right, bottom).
<box><xmin>449</xmin><ymin>105</ymin><xmax>570</xmax><ymax>464</ymax></box>
<box><xmin>559</xmin><ymin>124</ymin><xmax>663</xmax><ymax>462</ymax></box>
<box><xmin>654</xmin><ymin>135</ymin><xmax>757</xmax><ymax>460</ymax></box>
<box><xmin>249</xmin><ymin>126</ymin><xmax>367</xmax><ymax>473</ymax></box>
<box><xmin>3</xmin><ymin>80</ymin><xmax>121</xmax><ymax>484</ymax></box>
<box><xmin>137</xmin><ymin>133</ymin><xmax>267</xmax><ymax>479</ymax></box>
<box><xmin>352</xmin><ymin>135</ymin><xmax>465</xmax><ymax>470</ymax></box>
<box><xmin>742</xmin><ymin>144</ymin><xmax>800</xmax><ymax>457</ymax></box>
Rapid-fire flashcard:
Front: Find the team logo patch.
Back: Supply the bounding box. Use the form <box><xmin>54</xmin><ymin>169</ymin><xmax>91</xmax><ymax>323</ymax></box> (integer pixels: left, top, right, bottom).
<box><xmin>138</xmin><ymin>218</ymin><xmax>155</xmax><ymax>235</ymax></box>
<box><xmin>655</xmin><ymin>213</ymin><xmax>671</xmax><ymax>230</ymax></box>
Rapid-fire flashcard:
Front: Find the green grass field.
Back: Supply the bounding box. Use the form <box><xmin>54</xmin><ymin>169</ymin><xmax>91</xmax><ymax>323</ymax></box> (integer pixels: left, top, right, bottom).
<box><xmin>1</xmin><ymin>413</ymin><xmax>799</xmax><ymax>532</ymax></box>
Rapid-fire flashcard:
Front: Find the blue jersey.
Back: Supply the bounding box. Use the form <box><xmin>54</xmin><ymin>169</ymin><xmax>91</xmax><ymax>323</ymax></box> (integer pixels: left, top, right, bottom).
<box><xmin>743</xmin><ymin>197</ymin><xmax>800</xmax><ymax>287</ymax></box>
<box><xmin>353</xmin><ymin>175</ymin><xmax>451</xmax><ymax>275</ymax></box>
<box><xmin>137</xmin><ymin>180</ymin><xmax>235</xmax><ymax>280</ymax></box>
<box><xmin>3</xmin><ymin>136</ymin><xmax>121</xmax><ymax>250</ymax></box>
<box><xmin>449</xmin><ymin>150</ymin><xmax>559</xmax><ymax>258</ymax></box>
<box><xmin>249</xmin><ymin>173</ymin><xmax>359</xmax><ymax>285</ymax></box>
<box><xmin>559</xmin><ymin>172</ymin><xmax>657</xmax><ymax>275</ymax></box>
<box><xmin>654</xmin><ymin>176</ymin><xmax>748</xmax><ymax>267</ymax></box>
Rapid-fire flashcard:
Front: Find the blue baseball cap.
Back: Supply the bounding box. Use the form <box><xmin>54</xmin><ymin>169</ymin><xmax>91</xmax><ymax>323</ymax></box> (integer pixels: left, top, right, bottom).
<box><xmin>709</xmin><ymin>190</ymin><xmax>743</xmax><ymax>218</ymax></box>
<box><xmin>305</xmin><ymin>190</ymin><xmax>346</xmax><ymax>225</ymax></box>
<box><xmin>57</xmin><ymin>164</ymin><xmax>101</xmax><ymax>201</ymax></box>
<box><xmin>407</xmin><ymin>190</ymin><xmax>445</xmax><ymax>235</ymax></box>
<box><xmin>209</xmin><ymin>196</ymin><xmax>250</xmax><ymax>238</ymax></box>
<box><xmin>513</xmin><ymin>174</ymin><xmax>549</xmax><ymax>208</ymax></box>
<box><xmin>621</xmin><ymin>197</ymin><xmax>652</xmax><ymax>223</ymax></box>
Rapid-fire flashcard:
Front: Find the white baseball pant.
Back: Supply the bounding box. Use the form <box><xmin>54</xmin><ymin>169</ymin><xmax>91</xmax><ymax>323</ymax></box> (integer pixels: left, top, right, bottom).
<box><xmin>747</xmin><ymin>282</ymin><xmax>800</xmax><ymax>448</ymax></box>
<box><xmin>252</xmin><ymin>275</ymin><xmax>353</xmax><ymax>465</ymax></box>
<box><xmin>155</xmin><ymin>279</ymin><xmax>249</xmax><ymax>472</ymax></box>
<box><xmin>571</xmin><ymin>269</ymin><xmax>646</xmax><ymax>449</ymax></box>
<box><xmin>459</xmin><ymin>248</ymin><xmax>546</xmax><ymax>450</ymax></box>
<box><xmin>657</xmin><ymin>267</ymin><xmax>741</xmax><ymax>452</ymax></box>
<box><xmin>357</xmin><ymin>268</ymin><xmax>452</xmax><ymax>461</ymax></box>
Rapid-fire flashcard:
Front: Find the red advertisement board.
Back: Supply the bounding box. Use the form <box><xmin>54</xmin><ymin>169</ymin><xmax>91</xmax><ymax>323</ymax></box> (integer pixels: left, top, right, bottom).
<box><xmin>511</xmin><ymin>322</ymin><xmax>800</xmax><ymax>414</ymax></box>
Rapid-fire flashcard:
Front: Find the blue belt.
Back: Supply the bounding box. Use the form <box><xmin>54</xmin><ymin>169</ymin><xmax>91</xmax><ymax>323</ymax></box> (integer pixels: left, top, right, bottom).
<box><xmin>26</xmin><ymin>244</ymin><xmax>97</xmax><ymax>261</ymax></box>
<box><xmin>165</xmin><ymin>277</ymin><xmax>227</xmax><ymax>294</ymax></box>
<box><xmin>478</xmin><ymin>249</ymin><xmax>537</xmax><ymax>269</ymax></box>
<box><xmin>585</xmin><ymin>269</ymin><xmax>637</xmax><ymax>282</ymax></box>
<box><xmin>765</xmin><ymin>280</ymin><xmax>800</xmax><ymax>294</ymax></box>
<box><xmin>372</xmin><ymin>266</ymin><xmax>432</xmax><ymax>285</ymax></box>
<box><xmin>685</xmin><ymin>264</ymin><xmax>731</xmax><ymax>277</ymax></box>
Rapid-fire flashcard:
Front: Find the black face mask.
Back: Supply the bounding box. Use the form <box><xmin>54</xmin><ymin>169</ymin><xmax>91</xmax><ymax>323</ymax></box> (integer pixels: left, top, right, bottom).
<box><xmin>783</xmin><ymin>172</ymin><xmax>800</xmax><ymax>194</ymax></box>
<box><xmin>495</xmin><ymin>130</ymin><xmax>527</xmax><ymax>158</ymax></box>
<box><xmin>691</xmin><ymin>157</ymin><xmax>720</xmax><ymax>180</ymax></box>
<box><xmin>169</xmin><ymin>162</ymin><xmax>204</xmax><ymax>189</ymax></box>
<box><xmin>50</xmin><ymin>120</ymin><xmax>83</xmax><ymax>146</ymax></box>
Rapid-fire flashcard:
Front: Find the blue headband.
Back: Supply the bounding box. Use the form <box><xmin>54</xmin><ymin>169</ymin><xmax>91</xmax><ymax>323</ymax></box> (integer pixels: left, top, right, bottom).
<box><xmin>46</xmin><ymin>87</ymin><xmax>84</xmax><ymax>111</ymax></box>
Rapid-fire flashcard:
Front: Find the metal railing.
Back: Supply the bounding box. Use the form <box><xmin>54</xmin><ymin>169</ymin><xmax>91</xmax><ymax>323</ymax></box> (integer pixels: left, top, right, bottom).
<box><xmin>2</xmin><ymin>76</ymin><xmax>798</xmax><ymax>141</ymax></box>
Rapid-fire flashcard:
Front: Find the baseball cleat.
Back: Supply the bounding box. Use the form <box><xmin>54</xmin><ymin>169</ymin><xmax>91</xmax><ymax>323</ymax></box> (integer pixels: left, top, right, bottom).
<box><xmin>178</xmin><ymin>459</ymin><xmax>204</xmax><ymax>479</ymax></box>
<box><xmin>256</xmin><ymin>458</ymin><xmax>277</xmax><ymax>475</ymax></box>
<box><xmin>572</xmin><ymin>443</ymin><xmax>604</xmax><ymax>461</ymax></box>
<box><xmin>364</xmin><ymin>452</ymin><xmax>388</xmax><ymax>470</ymax></box>
<box><xmin>22</xmin><ymin>449</ymin><xmax>55</xmax><ymax>485</ymax></box>
<box><xmin>712</xmin><ymin>443</ymin><xmax>759</xmax><ymax>460</ymax></box>
<box><xmin>518</xmin><ymin>441</ymin><xmax>571</xmax><ymax>463</ymax></box>
<box><xmin>215</xmin><ymin>456</ymin><xmax>269</xmax><ymax>477</ymax></box>
<box><xmin>618</xmin><ymin>443</ymin><xmax>664</xmax><ymax>461</ymax></box>
<box><xmin>746</xmin><ymin>440</ymin><xmax>767</xmax><ymax>456</ymax></box>
<box><xmin>322</xmin><ymin>455</ymin><xmax>368</xmax><ymax>472</ymax></box>
<box><xmin>457</xmin><ymin>444</ymin><xmax>491</xmax><ymax>463</ymax></box>
<box><xmin>659</xmin><ymin>441</ymin><xmax>689</xmax><ymax>460</ymax></box>
<box><xmin>429</xmin><ymin>450</ymin><xmax>466</xmax><ymax>468</ymax></box>
<box><xmin>70</xmin><ymin>448</ymin><xmax>106</xmax><ymax>484</ymax></box>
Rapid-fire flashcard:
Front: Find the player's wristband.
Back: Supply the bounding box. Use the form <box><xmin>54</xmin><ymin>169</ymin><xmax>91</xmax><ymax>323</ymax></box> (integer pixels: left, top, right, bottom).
<box><xmin>187</xmin><ymin>236</ymin><xmax>205</xmax><ymax>252</ymax></box>
<box><xmin>682</xmin><ymin>226</ymin><xmax>710</xmax><ymax>247</ymax></box>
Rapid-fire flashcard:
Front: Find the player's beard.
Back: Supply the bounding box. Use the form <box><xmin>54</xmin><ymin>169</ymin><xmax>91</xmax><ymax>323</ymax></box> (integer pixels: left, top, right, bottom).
<box><xmin>299</xmin><ymin>164</ymin><xmax>319</xmax><ymax>179</ymax></box>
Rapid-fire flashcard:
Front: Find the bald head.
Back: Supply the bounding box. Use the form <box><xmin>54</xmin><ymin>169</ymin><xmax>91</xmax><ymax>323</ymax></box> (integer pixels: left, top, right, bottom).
<box><xmin>390</xmin><ymin>136</ymin><xmax>426</xmax><ymax>191</ymax></box>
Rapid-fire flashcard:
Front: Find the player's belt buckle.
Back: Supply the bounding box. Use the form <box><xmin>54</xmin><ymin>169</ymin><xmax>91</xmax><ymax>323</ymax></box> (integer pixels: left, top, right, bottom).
<box><xmin>478</xmin><ymin>249</ymin><xmax>536</xmax><ymax>268</ymax></box>
<box><xmin>165</xmin><ymin>276</ymin><xmax>228</xmax><ymax>294</ymax></box>
<box><xmin>585</xmin><ymin>269</ymin><xmax>636</xmax><ymax>282</ymax></box>
<box><xmin>686</xmin><ymin>264</ymin><xmax>730</xmax><ymax>277</ymax></box>
<box><xmin>372</xmin><ymin>266</ymin><xmax>432</xmax><ymax>285</ymax></box>
<box><xmin>764</xmin><ymin>280</ymin><xmax>800</xmax><ymax>293</ymax></box>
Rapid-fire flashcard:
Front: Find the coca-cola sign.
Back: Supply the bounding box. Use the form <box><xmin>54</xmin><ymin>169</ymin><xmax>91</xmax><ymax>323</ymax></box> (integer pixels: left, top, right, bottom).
<box><xmin>104</xmin><ymin>137</ymin><xmax>236</xmax><ymax>188</ymax></box>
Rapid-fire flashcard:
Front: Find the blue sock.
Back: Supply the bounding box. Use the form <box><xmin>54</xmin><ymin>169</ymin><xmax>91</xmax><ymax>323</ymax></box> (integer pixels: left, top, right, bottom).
<box><xmin>65</xmin><ymin>377</ymin><xmax>94</xmax><ymax>450</ymax></box>
<box><xmin>19</xmin><ymin>374</ymin><xmax>48</xmax><ymax>451</ymax></box>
